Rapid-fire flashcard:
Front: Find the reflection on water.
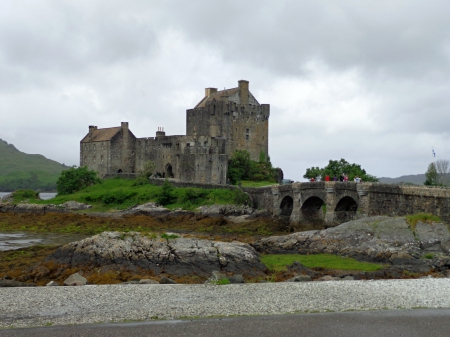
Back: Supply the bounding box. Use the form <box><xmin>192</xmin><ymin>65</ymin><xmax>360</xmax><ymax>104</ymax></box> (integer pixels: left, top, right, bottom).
<box><xmin>0</xmin><ymin>232</ymin><xmax>89</xmax><ymax>251</ymax></box>
<box><xmin>0</xmin><ymin>192</ymin><xmax>57</xmax><ymax>200</ymax></box>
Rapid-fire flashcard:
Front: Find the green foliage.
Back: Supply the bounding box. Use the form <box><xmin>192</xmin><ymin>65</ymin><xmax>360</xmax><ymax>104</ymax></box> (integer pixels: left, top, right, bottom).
<box><xmin>260</xmin><ymin>254</ymin><xmax>384</xmax><ymax>272</ymax></box>
<box><xmin>228</xmin><ymin>150</ymin><xmax>278</xmax><ymax>184</ymax></box>
<box><xmin>9</xmin><ymin>189</ymin><xmax>40</xmax><ymax>202</ymax></box>
<box><xmin>133</xmin><ymin>161</ymin><xmax>156</xmax><ymax>186</ymax></box>
<box><xmin>303</xmin><ymin>158</ymin><xmax>378</xmax><ymax>182</ymax></box>
<box><xmin>240</xmin><ymin>180</ymin><xmax>277</xmax><ymax>187</ymax></box>
<box><xmin>425</xmin><ymin>253</ymin><xmax>434</xmax><ymax>259</ymax></box>
<box><xmin>233</xmin><ymin>189</ymin><xmax>251</xmax><ymax>205</ymax></box>
<box><xmin>156</xmin><ymin>179</ymin><xmax>176</xmax><ymax>206</ymax></box>
<box><xmin>0</xmin><ymin>138</ymin><xmax>69</xmax><ymax>191</ymax></box>
<box><xmin>56</xmin><ymin>166</ymin><xmax>102</xmax><ymax>195</ymax></box>
<box><xmin>406</xmin><ymin>213</ymin><xmax>441</xmax><ymax>229</ymax></box>
<box><xmin>160</xmin><ymin>233</ymin><xmax>179</xmax><ymax>239</ymax></box>
<box><xmin>101</xmin><ymin>190</ymin><xmax>137</xmax><ymax>204</ymax></box>
<box><xmin>214</xmin><ymin>278</ymin><xmax>231</xmax><ymax>285</ymax></box>
<box><xmin>424</xmin><ymin>162</ymin><xmax>438</xmax><ymax>186</ymax></box>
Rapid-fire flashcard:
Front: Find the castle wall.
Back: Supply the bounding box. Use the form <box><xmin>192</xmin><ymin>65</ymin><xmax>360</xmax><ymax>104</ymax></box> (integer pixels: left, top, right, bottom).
<box><xmin>80</xmin><ymin>141</ymin><xmax>110</xmax><ymax>175</ymax></box>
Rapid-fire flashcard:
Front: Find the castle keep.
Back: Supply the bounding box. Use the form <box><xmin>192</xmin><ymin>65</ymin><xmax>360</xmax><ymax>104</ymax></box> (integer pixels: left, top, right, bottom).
<box><xmin>80</xmin><ymin>80</ymin><xmax>270</xmax><ymax>183</ymax></box>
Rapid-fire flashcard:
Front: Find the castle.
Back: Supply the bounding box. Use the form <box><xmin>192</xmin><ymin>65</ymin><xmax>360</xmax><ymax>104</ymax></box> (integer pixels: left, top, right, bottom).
<box><xmin>80</xmin><ymin>80</ymin><xmax>270</xmax><ymax>184</ymax></box>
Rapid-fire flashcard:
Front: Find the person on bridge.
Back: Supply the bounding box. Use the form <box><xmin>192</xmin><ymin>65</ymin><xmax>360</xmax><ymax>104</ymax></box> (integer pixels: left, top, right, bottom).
<box><xmin>325</xmin><ymin>175</ymin><xmax>330</xmax><ymax>181</ymax></box>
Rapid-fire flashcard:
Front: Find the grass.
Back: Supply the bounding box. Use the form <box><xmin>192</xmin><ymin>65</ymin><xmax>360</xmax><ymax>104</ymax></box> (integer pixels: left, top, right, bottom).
<box><xmin>240</xmin><ymin>180</ymin><xmax>277</xmax><ymax>187</ymax></box>
<box><xmin>260</xmin><ymin>254</ymin><xmax>384</xmax><ymax>272</ymax></box>
<box><xmin>34</xmin><ymin>178</ymin><xmax>249</xmax><ymax>212</ymax></box>
<box><xmin>406</xmin><ymin>213</ymin><xmax>442</xmax><ymax>230</ymax></box>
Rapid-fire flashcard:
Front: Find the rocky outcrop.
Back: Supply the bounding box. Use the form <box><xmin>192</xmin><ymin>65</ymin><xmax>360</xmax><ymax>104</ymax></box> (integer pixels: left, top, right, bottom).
<box><xmin>0</xmin><ymin>201</ymin><xmax>91</xmax><ymax>214</ymax></box>
<box><xmin>253</xmin><ymin>216</ymin><xmax>450</xmax><ymax>269</ymax></box>
<box><xmin>44</xmin><ymin>232</ymin><xmax>266</xmax><ymax>277</ymax></box>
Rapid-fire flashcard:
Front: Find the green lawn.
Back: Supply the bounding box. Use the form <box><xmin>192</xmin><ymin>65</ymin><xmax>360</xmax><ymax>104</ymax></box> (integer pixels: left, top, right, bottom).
<box><xmin>36</xmin><ymin>177</ymin><xmax>249</xmax><ymax>212</ymax></box>
<box><xmin>240</xmin><ymin>180</ymin><xmax>277</xmax><ymax>187</ymax></box>
<box><xmin>260</xmin><ymin>254</ymin><xmax>384</xmax><ymax>272</ymax></box>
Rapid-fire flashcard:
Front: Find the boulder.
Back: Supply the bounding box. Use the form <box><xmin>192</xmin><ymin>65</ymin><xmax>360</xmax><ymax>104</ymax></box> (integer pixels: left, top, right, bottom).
<box><xmin>61</xmin><ymin>201</ymin><xmax>92</xmax><ymax>211</ymax></box>
<box><xmin>285</xmin><ymin>275</ymin><xmax>312</xmax><ymax>282</ymax></box>
<box><xmin>197</xmin><ymin>204</ymin><xmax>255</xmax><ymax>217</ymax></box>
<box><xmin>228</xmin><ymin>274</ymin><xmax>245</xmax><ymax>284</ymax></box>
<box><xmin>253</xmin><ymin>216</ymin><xmax>450</xmax><ymax>264</ymax></box>
<box><xmin>160</xmin><ymin>277</ymin><xmax>177</xmax><ymax>284</ymax></box>
<box><xmin>128</xmin><ymin>203</ymin><xmax>171</xmax><ymax>216</ymax></box>
<box><xmin>44</xmin><ymin>232</ymin><xmax>266</xmax><ymax>278</ymax></box>
<box><xmin>139</xmin><ymin>279</ymin><xmax>159</xmax><ymax>285</ymax></box>
<box><xmin>63</xmin><ymin>272</ymin><xmax>87</xmax><ymax>286</ymax></box>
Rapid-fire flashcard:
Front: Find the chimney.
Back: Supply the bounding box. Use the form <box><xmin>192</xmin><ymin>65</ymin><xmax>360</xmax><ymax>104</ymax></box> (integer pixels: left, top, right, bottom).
<box><xmin>205</xmin><ymin>88</ymin><xmax>217</xmax><ymax>97</ymax></box>
<box><xmin>121</xmin><ymin>122</ymin><xmax>129</xmax><ymax>131</ymax></box>
<box><xmin>238</xmin><ymin>80</ymin><xmax>249</xmax><ymax>105</ymax></box>
<box><xmin>156</xmin><ymin>126</ymin><xmax>166</xmax><ymax>137</ymax></box>
<box><xmin>88</xmin><ymin>125</ymin><xmax>97</xmax><ymax>141</ymax></box>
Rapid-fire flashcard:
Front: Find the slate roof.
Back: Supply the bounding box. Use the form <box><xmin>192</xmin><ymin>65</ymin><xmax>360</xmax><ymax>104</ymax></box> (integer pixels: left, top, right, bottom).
<box><xmin>195</xmin><ymin>87</ymin><xmax>239</xmax><ymax>108</ymax></box>
<box><xmin>80</xmin><ymin>127</ymin><xmax>121</xmax><ymax>143</ymax></box>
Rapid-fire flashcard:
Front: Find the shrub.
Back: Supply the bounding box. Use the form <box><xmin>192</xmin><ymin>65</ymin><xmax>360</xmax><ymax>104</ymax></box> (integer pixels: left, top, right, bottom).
<box><xmin>10</xmin><ymin>189</ymin><xmax>40</xmax><ymax>202</ymax></box>
<box><xmin>56</xmin><ymin>166</ymin><xmax>101</xmax><ymax>195</ymax></box>
<box><xmin>156</xmin><ymin>179</ymin><xmax>176</xmax><ymax>206</ymax></box>
<box><xmin>182</xmin><ymin>188</ymin><xmax>207</xmax><ymax>204</ymax></box>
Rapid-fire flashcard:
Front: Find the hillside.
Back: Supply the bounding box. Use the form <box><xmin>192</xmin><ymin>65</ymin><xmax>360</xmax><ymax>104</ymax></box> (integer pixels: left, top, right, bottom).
<box><xmin>0</xmin><ymin>138</ymin><xmax>68</xmax><ymax>191</ymax></box>
<box><xmin>378</xmin><ymin>174</ymin><xmax>425</xmax><ymax>185</ymax></box>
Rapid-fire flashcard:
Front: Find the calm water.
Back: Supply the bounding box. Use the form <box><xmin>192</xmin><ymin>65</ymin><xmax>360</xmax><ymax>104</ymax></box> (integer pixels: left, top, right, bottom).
<box><xmin>0</xmin><ymin>191</ymin><xmax>57</xmax><ymax>200</ymax></box>
<box><xmin>0</xmin><ymin>232</ymin><xmax>88</xmax><ymax>251</ymax></box>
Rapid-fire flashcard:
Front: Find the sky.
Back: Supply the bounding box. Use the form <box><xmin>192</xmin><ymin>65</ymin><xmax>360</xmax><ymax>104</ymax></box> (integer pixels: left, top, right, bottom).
<box><xmin>1</xmin><ymin>0</ymin><xmax>450</xmax><ymax>181</ymax></box>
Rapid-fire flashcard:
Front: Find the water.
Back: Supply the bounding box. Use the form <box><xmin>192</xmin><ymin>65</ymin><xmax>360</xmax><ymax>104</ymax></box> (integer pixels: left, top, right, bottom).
<box><xmin>0</xmin><ymin>232</ymin><xmax>89</xmax><ymax>251</ymax></box>
<box><xmin>0</xmin><ymin>191</ymin><xmax>57</xmax><ymax>200</ymax></box>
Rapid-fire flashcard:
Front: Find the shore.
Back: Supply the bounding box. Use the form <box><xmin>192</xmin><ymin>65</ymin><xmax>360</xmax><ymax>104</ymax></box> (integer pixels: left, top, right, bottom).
<box><xmin>1</xmin><ymin>278</ymin><xmax>450</xmax><ymax>329</ymax></box>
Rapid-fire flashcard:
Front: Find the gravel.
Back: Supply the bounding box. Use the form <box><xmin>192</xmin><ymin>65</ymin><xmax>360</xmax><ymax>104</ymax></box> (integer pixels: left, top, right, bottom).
<box><xmin>1</xmin><ymin>278</ymin><xmax>450</xmax><ymax>328</ymax></box>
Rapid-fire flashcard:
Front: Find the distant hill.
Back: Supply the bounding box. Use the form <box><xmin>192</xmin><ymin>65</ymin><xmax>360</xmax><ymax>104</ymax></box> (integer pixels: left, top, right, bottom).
<box><xmin>0</xmin><ymin>138</ymin><xmax>69</xmax><ymax>191</ymax></box>
<box><xmin>378</xmin><ymin>174</ymin><xmax>426</xmax><ymax>185</ymax></box>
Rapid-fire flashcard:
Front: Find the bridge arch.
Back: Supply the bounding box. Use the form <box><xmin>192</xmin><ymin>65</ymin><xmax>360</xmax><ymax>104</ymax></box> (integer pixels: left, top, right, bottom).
<box><xmin>300</xmin><ymin>196</ymin><xmax>325</xmax><ymax>225</ymax></box>
<box><xmin>280</xmin><ymin>196</ymin><xmax>293</xmax><ymax>216</ymax></box>
<box><xmin>333</xmin><ymin>196</ymin><xmax>358</xmax><ymax>224</ymax></box>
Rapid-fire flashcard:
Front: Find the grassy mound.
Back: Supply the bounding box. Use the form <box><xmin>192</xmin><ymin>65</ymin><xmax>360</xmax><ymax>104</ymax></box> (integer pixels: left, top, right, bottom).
<box><xmin>37</xmin><ymin>177</ymin><xmax>249</xmax><ymax>212</ymax></box>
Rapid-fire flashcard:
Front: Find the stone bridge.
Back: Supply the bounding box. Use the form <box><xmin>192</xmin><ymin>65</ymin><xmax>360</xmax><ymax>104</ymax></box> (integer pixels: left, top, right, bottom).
<box><xmin>243</xmin><ymin>182</ymin><xmax>450</xmax><ymax>227</ymax></box>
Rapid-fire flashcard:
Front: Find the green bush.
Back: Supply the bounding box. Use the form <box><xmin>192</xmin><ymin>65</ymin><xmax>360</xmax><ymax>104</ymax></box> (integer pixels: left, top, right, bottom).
<box><xmin>156</xmin><ymin>179</ymin><xmax>176</xmax><ymax>205</ymax></box>
<box><xmin>101</xmin><ymin>190</ymin><xmax>137</xmax><ymax>204</ymax></box>
<box><xmin>10</xmin><ymin>189</ymin><xmax>40</xmax><ymax>202</ymax></box>
<box><xmin>56</xmin><ymin>166</ymin><xmax>101</xmax><ymax>195</ymax></box>
<box><xmin>182</xmin><ymin>188</ymin><xmax>207</xmax><ymax>204</ymax></box>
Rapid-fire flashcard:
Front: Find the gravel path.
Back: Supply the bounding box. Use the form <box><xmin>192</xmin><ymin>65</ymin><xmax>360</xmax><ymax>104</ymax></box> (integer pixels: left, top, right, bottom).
<box><xmin>2</xmin><ymin>278</ymin><xmax>450</xmax><ymax>329</ymax></box>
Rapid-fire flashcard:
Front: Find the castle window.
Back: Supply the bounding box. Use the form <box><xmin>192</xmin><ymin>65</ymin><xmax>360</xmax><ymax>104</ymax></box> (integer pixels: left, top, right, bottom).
<box><xmin>93</xmin><ymin>144</ymin><xmax>96</xmax><ymax>150</ymax></box>
<box><xmin>246</xmin><ymin>128</ymin><xmax>249</xmax><ymax>133</ymax></box>
<box><xmin>84</xmin><ymin>156</ymin><xmax>87</xmax><ymax>163</ymax></box>
<box><xmin>101</xmin><ymin>155</ymin><xmax>104</xmax><ymax>162</ymax></box>
<box><xmin>101</xmin><ymin>143</ymin><xmax>104</xmax><ymax>149</ymax></box>
<box><xmin>93</xmin><ymin>156</ymin><xmax>96</xmax><ymax>162</ymax></box>
<box><xmin>187</xmin><ymin>143</ymin><xmax>190</xmax><ymax>147</ymax></box>
<box><xmin>85</xmin><ymin>145</ymin><xmax>87</xmax><ymax>150</ymax></box>
<box><xmin>246</xmin><ymin>135</ymin><xmax>249</xmax><ymax>140</ymax></box>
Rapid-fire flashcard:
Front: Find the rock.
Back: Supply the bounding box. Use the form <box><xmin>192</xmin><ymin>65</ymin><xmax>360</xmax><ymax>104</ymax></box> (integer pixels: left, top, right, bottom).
<box><xmin>204</xmin><ymin>271</ymin><xmax>228</xmax><ymax>284</ymax></box>
<box><xmin>139</xmin><ymin>279</ymin><xmax>159</xmax><ymax>284</ymax></box>
<box><xmin>228</xmin><ymin>274</ymin><xmax>245</xmax><ymax>284</ymax></box>
<box><xmin>61</xmin><ymin>201</ymin><xmax>92</xmax><ymax>211</ymax></box>
<box><xmin>128</xmin><ymin>203</ymin><xmax>171</xmax><ymax>216</ymax></box>
<box><xmin>160</xmin><ymin>277</ymin><xmax>177</xmax><ymax>284</ymax></box>
<box><xmin>43</xmin><ymin>232</ymin><xmax>266</xmax><ymax>278</ymax></box>
<box><xmin>317</xmin><ymin>276</ymin><xmax>339</xmax><ymax>281</ymax></box>
<box><xmin>441</xmin><ymin>238</ymin><xmax>450</xmax><ymax>255</ymax></box>
<box><xmin>340</xmin><ymin>276</ymin><xmax>355</xmax><ymax>281</ymax></box>
<box><xmin>46</xmin><ymin>281</ymin><xmax>60</xmax><ymax>286</ymax></box>
<box><xmin>253</xmin><ymin>216</ymin><xmax>450</xmax><ymax>264</ymax></box>
<box><xmin>63</xmin><ymin>272</ymin><xmax>87</xmax><ymax>286</ymax></box>
<box><xmin>197</xmin><ymin>204</ymin><xmax>254</xmax><ymax>217</ymax></box>
<box><xmin>0</xmin><ymin>279</ymin><xmax>36</xmax><ymax>287</ymax></box>
<box><xmin>285</xmin><ymin>275</ymin><xmax>312</xmax><ymax>282</ymax></box>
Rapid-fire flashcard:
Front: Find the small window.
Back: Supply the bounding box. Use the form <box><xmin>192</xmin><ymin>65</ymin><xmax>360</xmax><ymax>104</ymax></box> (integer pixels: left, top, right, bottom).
<box><xmin>187</xmin><ymin>143</ymin><xmax>190</xmax><ymax>147</ymax></box>
<box><xmin>84</xmin><ymin>156</ymin><xmax>87</xmax><ymax>163</ymax></box>
<box><xmin>246</xmin><ymin>135</ymin><xmax>249</xmax><ymax>140</ymax></box>
<box><xmin>101</xmin><ymin>155</ymin><xmax>104</xmax><ymax>162</ymax></box>
<box><xmin>246</xmin><ymin>128</ymin><xmax>249</xmax><ymax>133</ymax></box>
<box><xmin>93</xmin><ymin>156</ymin><xmax>96</xmax><ymax>162</ymax></box>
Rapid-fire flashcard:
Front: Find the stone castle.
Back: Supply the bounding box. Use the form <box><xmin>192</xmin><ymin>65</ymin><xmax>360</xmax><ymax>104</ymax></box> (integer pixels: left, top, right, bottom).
<box><xmin>80</xmin><ymin>80</ymin><xmax>270</xmax><ymax>183</ymax></box>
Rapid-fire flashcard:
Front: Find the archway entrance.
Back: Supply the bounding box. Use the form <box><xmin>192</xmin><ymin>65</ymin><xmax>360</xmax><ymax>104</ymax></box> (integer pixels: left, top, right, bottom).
<box><xmin>300</xmin><ymin>196</ymin><xmax>325</xmax><ymax>225</ymax></box>
<box><xmin>165</xmin><ymin>163</ymin><xmax>174</xmax><ymax>178</ymax></box>
<box><xmin>334</xmin><ymin>196</ymin><xmax>358</xmax><ymax>224</ymax></box>
<box><xmin>280</xmin><ymin>196</ymin><xmax>293</xmax><ymax>216</ymax></box>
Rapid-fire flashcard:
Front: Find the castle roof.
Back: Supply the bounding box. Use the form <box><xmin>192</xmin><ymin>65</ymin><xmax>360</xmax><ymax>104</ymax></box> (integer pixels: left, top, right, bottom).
<box><xmin>194</xmin><ymin>87</ymin><xmax>240</xmax><ymax>108</ymax></box>
<box><xmin>80</xmin><ymin>127</ymin><xmax>121</xmax><ymax>143</ymax></box>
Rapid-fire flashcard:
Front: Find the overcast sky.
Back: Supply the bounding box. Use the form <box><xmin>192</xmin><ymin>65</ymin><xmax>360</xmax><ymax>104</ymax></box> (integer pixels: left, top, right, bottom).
<box><xmin>1</xmin><ymin>0</ymin><xmax>450</xmax><ymax>181</ymax></box>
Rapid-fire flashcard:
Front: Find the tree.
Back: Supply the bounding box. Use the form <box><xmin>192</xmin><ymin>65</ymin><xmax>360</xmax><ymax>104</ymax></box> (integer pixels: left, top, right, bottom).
<box><xmin>56</xmin><ymin>166</ymin><xmax>101</xmax><ymax>195</ymax></box>
<box><xmin>139</xmin><ymin>160</ymin><xmax>156</xmax><ymax>179</ymax></box>
<box><xmin>156</xmin><ymin>178</ymin><xmax>176</xmax><ymax>205</ymax></box>
<box><xmin>227</xmin><ymin>150</ymin><xmax>251</xmax><ymax>184</ymax></box>
<box><xmin>303</xmin><ymin>159</ymin><xmax>378</xmax><ymax>182</ymax></box>
<box><xmin>425</xmin><ymin>160</ymin><xmax>450</xmax><ymax>186</ymax></box>
<box><xmin>424</xmin><ymin>162</ymin><xmax>438</xmax><ymax>186</ymax></box>
<box><xmin>435</xmin><ymin>159</ymin><xmax>450</xmax><ymax>186</ymax></box>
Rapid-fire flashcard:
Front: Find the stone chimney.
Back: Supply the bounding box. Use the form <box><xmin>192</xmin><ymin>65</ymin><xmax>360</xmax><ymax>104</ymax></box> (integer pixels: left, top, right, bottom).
<box><xmin>121</xmin><ymin>122</ymin><xmax>129</xmax><ymax>132</ymax></box>
<box><xmin>205</xmin><ymin>88</ymin><xmax>217</xmax><ymax>97</ymax></box>
<box><xmin>156</xmin><ymin>127</ymin><xmax>166</xmax><ymax>137</ymax></box>
<box><xmin>88</xmin><ymin>125</ymin><xmax>97</xmax><ymax>141</ymax></box>
<box><xmin>238</xmin><ymin>80</ymin><xmax>249</xmax><ymax>105</ymax></box>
